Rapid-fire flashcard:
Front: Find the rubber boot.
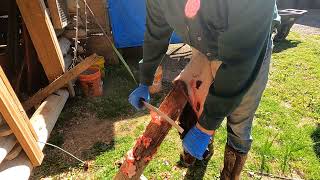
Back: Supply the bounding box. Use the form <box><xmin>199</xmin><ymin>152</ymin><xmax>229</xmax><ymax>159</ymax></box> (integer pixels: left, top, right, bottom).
<box><xmin>220</xmin><ymin>144</ymin><xmax>247</xmax><ymax>180</ymax></box>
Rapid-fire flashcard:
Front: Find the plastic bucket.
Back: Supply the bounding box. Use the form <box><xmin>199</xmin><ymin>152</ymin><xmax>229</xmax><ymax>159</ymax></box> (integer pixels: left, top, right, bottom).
<box><xmin>79</xmin><ymin>67</ymin><xmax>103</xmax><ymax>97</ymax></box>
<box><xmin>93</xmin><ymin>56</ymin><xmax>105</xmax><ymax>78</ymax></box>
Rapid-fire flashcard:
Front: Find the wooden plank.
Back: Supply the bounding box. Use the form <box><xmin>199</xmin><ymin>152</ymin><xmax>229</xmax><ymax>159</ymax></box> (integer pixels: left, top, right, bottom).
<box><xmin>23</xmin><ymin>54</ymin><xmax>98</xmax><ymax>110</ymax></box>
<box><xmin>16</xmin><ymin>0</ymin><xmax>65</xmax><ymax>82</ymax></box>
<box><xmin>0</xmin><ymin>78</ymin><xmax>44</xmax><ymax>166</ymax></box>
<box><xmin>0</xmin><ymin>67</ymin><xmax>38</xmax><ymax>140</ymax></box>
<box><xmin>0</xmin><ymin>89</ymin><xmax>69</xmax><ymax>179</ymax></box>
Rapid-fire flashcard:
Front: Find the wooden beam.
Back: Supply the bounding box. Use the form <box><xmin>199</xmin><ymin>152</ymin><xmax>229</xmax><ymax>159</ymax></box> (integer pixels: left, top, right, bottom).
<box><xmin>16</xmin><ymin>0</ymin><xmax>65</xmax><ymax>82</ymax></box>
<box><xmin>0</xmin><ymin>76</ymin><xmax>44</xmax><ymax>166</ymax></box>
<box><xmin>23</xmin><ymin>54</ymin><xmax>99</xmax><ymax>111</ymax></box>
<box><xmin>0</xmin><ymin>89</ymin><xmax>69</xmax><ymax>179</ymax></box>
<box><xmin>0</xmin><ymin>67</ymin><xmax>38</xmax><ymax>140</ymax></box>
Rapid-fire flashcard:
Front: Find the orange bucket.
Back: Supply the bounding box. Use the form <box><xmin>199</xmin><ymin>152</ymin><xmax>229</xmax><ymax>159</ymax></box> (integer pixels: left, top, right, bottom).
<box><xmin>79</xmin><ymin>67</ymin><xmax>103</xmax><ymax>97</ymax></box>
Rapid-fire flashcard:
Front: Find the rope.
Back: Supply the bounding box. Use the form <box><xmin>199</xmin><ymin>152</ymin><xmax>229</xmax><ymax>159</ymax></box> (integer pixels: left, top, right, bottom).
<box><xmin>38</xmin><ymin>141</ymin><xmax>85</xmax><ymax>164</ymax></box>
<box><xmin>81</xmin><ymin>0</ymin><xmax>137</xmax><ymax>84</ymax></box>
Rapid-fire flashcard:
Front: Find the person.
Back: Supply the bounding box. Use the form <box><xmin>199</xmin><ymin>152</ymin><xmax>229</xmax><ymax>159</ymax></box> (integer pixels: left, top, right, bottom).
<box><xmin>128</xmin><ymin>0</ymin><xmax>280</xmax><ymax>179</ymax></box>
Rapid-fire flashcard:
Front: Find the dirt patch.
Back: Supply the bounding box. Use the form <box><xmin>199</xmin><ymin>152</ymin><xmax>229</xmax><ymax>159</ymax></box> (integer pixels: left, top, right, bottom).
<box><xmin>61</xmin><ymin>113</ymin><xmax>115</xmax><ymax>162</ymax></box>
<box><xmin>56</xmin><ymin>112</ymin><xmax>149</xmax><ymax>163</ymax></box>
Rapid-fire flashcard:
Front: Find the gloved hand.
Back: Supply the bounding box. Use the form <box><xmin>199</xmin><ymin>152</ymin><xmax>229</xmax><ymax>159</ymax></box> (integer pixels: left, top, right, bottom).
<box><xmin>182</xmin><ymin>125</ymin><xmax>211</xmax><ymax>160</ymax></box>
<box><xmin>128</xmin><ymin>84</ymin><xmax>150</xmax><ymax>110</ymax></box>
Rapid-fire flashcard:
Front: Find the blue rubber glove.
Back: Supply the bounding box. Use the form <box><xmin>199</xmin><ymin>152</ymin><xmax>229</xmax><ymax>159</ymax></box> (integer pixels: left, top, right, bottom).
<box><xmin>182</xmin><ymin>126</ymin><xmax>211</xmax><ymax>160</ymax></box>
<box><xmin>128</xmin><ymin>84</ymin><xmax>150</xmax><ymax>110</ymax></box>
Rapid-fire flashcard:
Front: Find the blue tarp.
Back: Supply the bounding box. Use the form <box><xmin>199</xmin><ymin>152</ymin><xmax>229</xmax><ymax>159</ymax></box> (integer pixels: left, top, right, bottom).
<box><xmin>108</xmin><ymin>0</ymin><xmax>181</xmax><ymax>48</ymax></box>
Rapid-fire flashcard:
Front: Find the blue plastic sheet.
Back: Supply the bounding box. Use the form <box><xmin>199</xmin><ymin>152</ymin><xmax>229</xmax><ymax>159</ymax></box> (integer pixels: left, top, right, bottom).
<box><xmin>108</xmin><ymin>0</ymin><xmax>181</xmax><ymax>48</ymax></box>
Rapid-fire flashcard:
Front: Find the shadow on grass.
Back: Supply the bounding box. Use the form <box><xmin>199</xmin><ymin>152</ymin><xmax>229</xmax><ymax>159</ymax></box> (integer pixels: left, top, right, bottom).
<box><xmin>183</xmin><ymin>157</ymin><xmax>213</xmax><ymax>180</ymax></box>
<box><xmin>311</xmin><ymin>123</ymin><xmax>320</xmax><ymax>160</ymax></box>
<box><xmin>273</xmin><ymin>39</ymin><xmax>302</xmax><ymax>53</ymax></box>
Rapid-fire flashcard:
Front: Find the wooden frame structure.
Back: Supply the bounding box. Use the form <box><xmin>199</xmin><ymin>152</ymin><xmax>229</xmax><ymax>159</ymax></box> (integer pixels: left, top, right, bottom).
<box><xmin>0</xmin><ymin>0</ymin><xmax>101</xmax><ymax>178</ymax></box>
<box><xmin>0</xmin><ymin>67</ymin><xmax>43</xmax><ymax>166</ymax></box>
<box><xmin>16</xmin><ymin>0</ymin><xmax>75</xmax><ymax>97</ymax></box>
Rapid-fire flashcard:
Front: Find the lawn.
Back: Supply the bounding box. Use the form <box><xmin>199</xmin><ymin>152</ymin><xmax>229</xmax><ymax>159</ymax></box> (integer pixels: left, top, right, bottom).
<box><xmin>32</xmin><ymin>32</ymin><xmax>320</xmax><ymax>179</ymax></box>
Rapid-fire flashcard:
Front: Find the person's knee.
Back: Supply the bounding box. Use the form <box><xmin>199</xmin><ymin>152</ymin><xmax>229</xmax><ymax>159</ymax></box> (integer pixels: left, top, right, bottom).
<box><xmin>227</xmin><ymin>133</ymin><xmax>253</xmax><ymax>154</ymax></box>
<box><xmin>226</xmin><ymin>123</ymin><xmax>253</xmax><ymax>154</ymax></box>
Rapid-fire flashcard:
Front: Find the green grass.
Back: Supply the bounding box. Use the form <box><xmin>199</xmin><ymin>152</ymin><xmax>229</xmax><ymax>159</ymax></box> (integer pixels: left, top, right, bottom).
<box><xmin>94</xmin><ymin>32</ymin><xmax>320</xmax><ymax>179</ymax></box>
<box><xmin>33</xmin><ymin>32</ymin><xmax>320</xmax><ymax>179</ymax></box>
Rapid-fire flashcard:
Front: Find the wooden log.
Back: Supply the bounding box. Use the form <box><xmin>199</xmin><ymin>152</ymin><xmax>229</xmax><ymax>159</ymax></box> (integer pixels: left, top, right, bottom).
<box><xmin>0</xmin><ymin>89</ymin><xmax>69</xmax><ymax>179</ymax></box>
<box><xmin>0</xmin><ymin>135</ymin><xmax>17</xmax><ymax>163</ymax></box>
<box><xmin>0</xmin><ymin>123</ymin><xmax>13</xmax><ymax>137</ymax></box>
<box><xmin>5</xmin><ymin>144</ymin><xmax>22</xmax><ymax>161</ymax></box>
<box><xmin>58</xmin><ymin>37</ymin><xmax>71</xmax><ymax>57</ymax></box>
<box><xmin>114</xmin><ymin>80</ymin><xmax>188</xmax><ymax>179</ymax></box>
<box><xmin>23</xmin><ymin>54</ymin><xmax>99</xmax><ymax>111</ymax></box>
<box><xmin>0</xmin><ymin>74</ymin><xmax>44</xmax><ymax>166</ymax></box>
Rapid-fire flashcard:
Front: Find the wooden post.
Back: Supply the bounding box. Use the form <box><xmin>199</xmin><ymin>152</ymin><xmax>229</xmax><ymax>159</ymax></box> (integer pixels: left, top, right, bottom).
<box><xmin>114</xmin><ymin>80</ymin><xmax>188</xmax><ymax>179</ymax></box>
